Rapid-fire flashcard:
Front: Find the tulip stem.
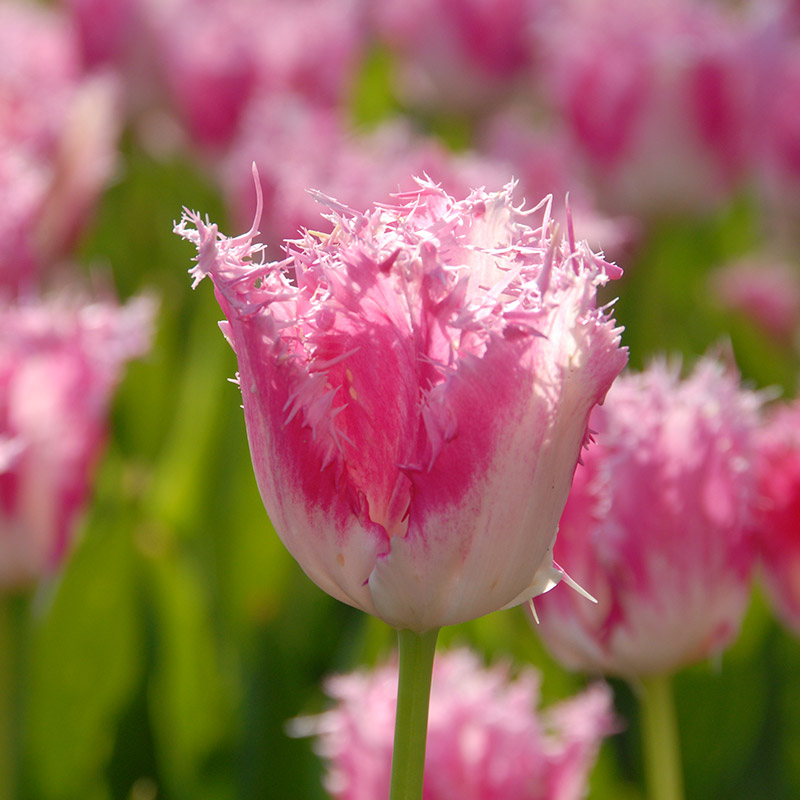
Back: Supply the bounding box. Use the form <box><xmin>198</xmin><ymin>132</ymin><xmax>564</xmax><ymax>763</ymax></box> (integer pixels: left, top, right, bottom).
<box><xmin>0</xmin><ymin>594</ymin><xmax>24</xmax><ymax>800</ymax></box>
<box><xmin>639</xmin><ymin>673</ymin><xmax>684</xmax><ymax>800</ymax></box>
<box><xmin>389</xmin><ymin>627</ymin><xmax>439</xmax><ymax>800</ymax></box>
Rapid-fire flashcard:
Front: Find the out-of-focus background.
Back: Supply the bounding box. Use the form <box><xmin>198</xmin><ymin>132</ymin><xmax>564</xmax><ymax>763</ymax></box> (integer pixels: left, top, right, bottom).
<box><xmin>3</xmin><ymin>0</ymin><xmax>800</xmax><ymax>797</ymax></box>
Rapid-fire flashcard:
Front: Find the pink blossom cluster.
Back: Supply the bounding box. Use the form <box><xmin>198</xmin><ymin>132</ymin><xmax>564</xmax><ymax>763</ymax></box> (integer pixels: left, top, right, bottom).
<box><xmin>294</xmin><ymin>648</ymin><xmax>615</xmax><ymax>800</ymax></box>
<box><xmin>0</xmin><ymin>2</ymin><xmax>153</xmax><ymax>591</ymax></box>
<box><xmin>64</xmin><ymin>0</ymin><xmax>368</xmax><ymax>151</ymax></box>
<box><xmin>58</xmin><ymin>0</ymin><xmax>800</xmax><ymax>238</ymax></box>
<box><xmin>535</xmin><ymin>0</ymin><xmax>763</xmax><ymax>216</ymax></box>
<box><xmin>59</xmin><ymin>0</ymin><xmax>629</xmax><ymax>252</ymax></box>
<box><xmin>534</xmin><ymin>358</ymin><xmax>762</xmax><ymax>678</ymax></box>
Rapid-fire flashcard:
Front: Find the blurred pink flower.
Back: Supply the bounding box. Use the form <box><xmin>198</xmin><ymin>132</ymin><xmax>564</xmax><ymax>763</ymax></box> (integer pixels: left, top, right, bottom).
<box><xmin>709</xmin><ymin>257</ymin><xmax>800</xmax><ymax>342</ymax></box>
<box><xmin>0</xmin><ymin>1</ymin><xmax>120</xmax><ymax>294</ymax></box>
<box><xmin>293</xmin><ymin>648</ymin><xmax>615</xmax><ymax>800</ymax></box>
<box><xmin>142</xmin><ymin>0</ymin><xmax>367</xmax><ymax>150</ymax></box>
<box><xmin>534</xmin><ymin>358</ymin><xmax>761</xmax><ymax>677</ymax></box>
<box><xmin>751</xmin><ymin>400</ymin><xmax>800</xmax><ymax>634</ymax></box>
<box><xmin>477</xmin><ymin>112</ymin><xmax>638</xmax><ymax>259</ymax></box>
<box><xmin>370</xmin><ymin>0</ymin><xmax>543</xmax><ymax>112</ymax></box>
<box><xmin>538</xmin><ymin>0</ymin><xmax>758</xmax><ymax>216</ymax></box>
<box><xmin>62</xmin><ymin>0</ymin><xmax>141</xmax><ymax>68</ymax></box>
<box><xmin>177</xmin><ymin>180</ymin><xmax>626</xmax><ymax>631</ymax></box>
<box><xmin>751</xmin><ymin>22</ymin><xmax>800</xmax><ymax>240</ymax></box>
<box><xmin>0</xmin><ymin>294</ymin><xmax>154</xmax><ymax>590</ymax></box>
<box><xmin>222</xmin><ymin>95</ymin><xmax>511</xmax><ymax>247</ymax></box>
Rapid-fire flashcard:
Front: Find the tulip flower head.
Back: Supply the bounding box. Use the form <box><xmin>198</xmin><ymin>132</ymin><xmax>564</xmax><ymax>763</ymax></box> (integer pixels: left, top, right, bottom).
<box><xmin>177</xmin><ymin>177</ymin><xmax>627</xmax><ymax>632</ymax></box>
<box><xmin>0</xmin><ymin>1</ymin><xmax>119</xmax><ymax>294</ymax></box>
<box><xmin>534</xmin><ymin>358</ymin><xmax>761</xmax><ymax>677</ymax></box>
<box><xmin>293</xmin><ymin>647</ymin><xmax>616</xmax><ymax>800</ymax></box>
<box><xmin>751</xmin><ymin>400</ymin><xmax>800</xmax><ymax>635</ymax></box>
<box><xmin>708</xmin><ymin>257</ymin><xmax>800</xmax><ymax>343</ymax></box>
<box><xmin>0</xmin><ymin>295</ymin><xmax>154</xmax><ymax>591</ymax></box>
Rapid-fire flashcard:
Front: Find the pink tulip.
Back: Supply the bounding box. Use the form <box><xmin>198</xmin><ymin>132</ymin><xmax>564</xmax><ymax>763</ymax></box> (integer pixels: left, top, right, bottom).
<box><xmin>370</xmin><ymin>0</ymin><xmax>542</xmax><ymax>112</ymax></box>
<box><xmin>0</xmin><ymin>1</ymin><xmax>120</xmax><ymax>294</ymax></box>
<box><xmin>751</xmin><ymin>400</ymin><xmax>800</xmax><ymax>634</ymax></box>
<box><xmin>535</xmin><ymin>358</ymin><xmax>761</xmax><ymax>677</ymax></box>
<box><xmin>293</xmin><ymin>647</ymin><xmax>615</xmax><ymax>800</ymax></box>
<box><xmin>177</xmin><ymin>179</ymin><xmax>626</xmax><ymax>631</ymax></box>
<box><xmin>476</xmin><ymin>111</ymin><xmax>637</xmax><ymax>259</ymax></box>
<box><xmin>141</xmin><ymin>0</ymin><xmax>367</xmax><ymax>150</ymax></box>
<box><xmin>708</xmin><ymin>257</ymin><xmax>800</xmax><ymax>342</ymax></box>
<box><xmin>538</xmin><ymin>0</ymin><xmax>758</xmax><ymax>216</ymax></box>
<box><xmin>751</xmin><ymin>19</ymin><xmax>800</xmax><ymax>241</ymax></box>
<box><xmin>0</xmin><ymin>294</ymin><xmax>154</xmax><ymax>590</ymax></box>
<box><xmin>222</xmin><ymin>95</ymin><xmax>512</xmax><ymax>247</ymax></box>
<box><xmin>62</xmin><ymin>0</ymin><xmax>141</xmax><ymax>68</ymax></box>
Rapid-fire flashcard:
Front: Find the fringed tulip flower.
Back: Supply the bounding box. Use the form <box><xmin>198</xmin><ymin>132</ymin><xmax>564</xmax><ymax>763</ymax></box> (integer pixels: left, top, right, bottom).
<box><xmin>534</xmin><ymin>358</ymin><xmax>761</xmax><ymax>678</ymax></box>
<box><xmin>751</xmin><ymin>400</ymin><xmax>800</xmax><ymax>634</ymax></box>
<box><xmin>0</xmin><ymin>295</ymin><xmax>154</xmax><ymax>590</ymax></box>
<box><xmin>293</xmin><ymin>647</ymin><xmax>615</xmax><ymax>800</ymax></box>
<box><xmin>177</xmin><ymin>179</ymin><xmax>626</xmax><ymax>632</ymax></box>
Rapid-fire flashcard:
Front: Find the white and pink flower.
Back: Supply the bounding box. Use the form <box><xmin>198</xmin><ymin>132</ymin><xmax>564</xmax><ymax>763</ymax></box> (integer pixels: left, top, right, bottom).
<box><xmin>0</xmin><ymin>294</ymin><xmax>154</xmax><ymax>590</ymax></box>
<box><xmin>177</xmin><ymin>179</ymin><xmax>626</xmax><ymax>631</ymax></box>
<box><xmin>538</xmin><ymin>0</ymin><xmax>758</xmax><ymax>216</ymax></box>
<box><xmin>751</xmin><ymin>399</ymin><xmax>800</xmax><ymax>635</ymax></box>
<box><xmin>0</xmin><ymin>1</ymin><xmax>119</xmax><ymax>294</ymax></box>
<box><xmin>294</xmin><ymin>647</ymin><xmax>615</xmax><ymax>800</ymax></box>
<box><xmin>708</xmin><ymin>257</ymin><xmax>800</xmax><ymax>343</ymax></box>
<box><xmin>535</xmin><ymin>358</ymin><xmax>761</xmax><ymax>677</ymax></box>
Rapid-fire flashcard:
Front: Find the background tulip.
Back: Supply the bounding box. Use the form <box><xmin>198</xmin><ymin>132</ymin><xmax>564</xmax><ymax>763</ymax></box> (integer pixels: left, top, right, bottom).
<box><xmin>533</xmin><ymin>356</ymin><xmax>762</xmax><ymax>800</ymax></box>
<box><xmin>294</xmin><ymin>647</ymin><xmax>615</xmax><ymax>800</ymax></box>
<box><xmin>752</xmin><ymin>400</ymin><xmax>800</xmax><ymax>635</ymax></box>
<box><xmin>0</xmin><ymin>295</ymin><xmax>154</xmax><ymax>590</ymax></box>
<box><xmin>535</xmin><ymin>357</ymin><xmax>761</xmax><ymax>677</ymax></box>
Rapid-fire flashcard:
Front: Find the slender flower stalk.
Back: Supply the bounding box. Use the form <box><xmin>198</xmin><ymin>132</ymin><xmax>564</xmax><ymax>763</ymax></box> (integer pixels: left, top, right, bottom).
<box><xmin>0</xmin><ymin>597</ymin><xmax>14</xmax><ymax>800</ymax></box>
<box><xmin>640</xmin><ymin>674</ymin><xmax>685</xmax><ymax>800</ymax></box>
<box><xmin>0</xmin><ymin>594</ymin><xmax>28</xmax><ymax>800</ymax></box>
<box><xmin>390</xmin><ymin>628</ymin><xmax>439</xmax><ymax>800</ymax></box>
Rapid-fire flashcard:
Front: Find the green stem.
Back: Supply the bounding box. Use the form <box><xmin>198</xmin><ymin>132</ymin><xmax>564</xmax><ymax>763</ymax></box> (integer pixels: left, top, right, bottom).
<box><xmin>389</xmin><ymin>627</ymin><xmax>439</xmax><ymax>800</ymax></box>
<box><xmin>639</xmin><ymin>673</ymin><xmax>685</xmax><ymax>800</ymax></box>
<box><xmin>0</xmin><ymin>594</ymin><xmax>26</xmax><ymax>800</ymax></box>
